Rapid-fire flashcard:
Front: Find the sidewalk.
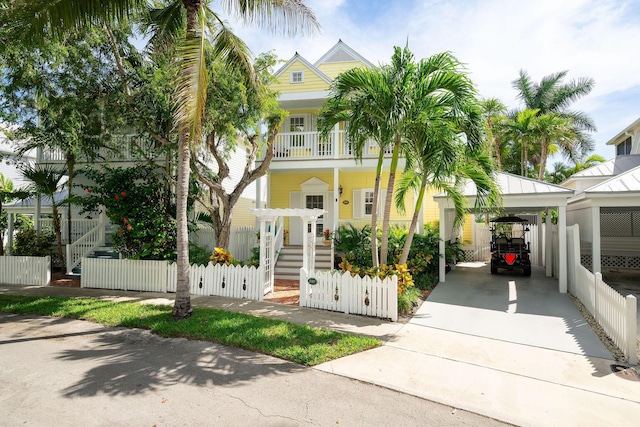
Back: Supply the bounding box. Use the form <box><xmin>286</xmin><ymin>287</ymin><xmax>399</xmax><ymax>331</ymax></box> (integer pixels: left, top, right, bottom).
<box><xmin>2</xmin><ymin>280</ymin><xmax>639</xmax><ymax>426</ymax></box>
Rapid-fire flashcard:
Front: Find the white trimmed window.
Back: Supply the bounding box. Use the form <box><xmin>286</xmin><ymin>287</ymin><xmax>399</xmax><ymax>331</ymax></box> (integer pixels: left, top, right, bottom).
<box><xmin>364</xmin><ymin>190</ymin><xmax>374</xmax><ymax>216</ymax></box>
<box><xmin>617</xmin><ymin>136</ymin><xmax>632</xmax><ymax>156</ymax></box>
<box><xmin>290</xmin><ymin>70</ymin><xmax>304</xmax><ymax>83</ymax></box>
<box><xmin>353</xmin><ymin>189</ymin><xmax>386</xmax><ymax>218</ymax></box>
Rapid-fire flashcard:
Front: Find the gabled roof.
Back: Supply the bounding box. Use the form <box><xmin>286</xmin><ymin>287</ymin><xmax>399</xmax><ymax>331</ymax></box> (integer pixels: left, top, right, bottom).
<box><xmin>605</xmin><ymin>116</ymin><xmax>640</xmax><ymax>145</ymax></box>
<box><xmin>569</xmin><ymin>154</ymin><xmax>640</xmax><ymax>178</ymax></box>
<box><xmin>273</xmin><ymin>52</ymin><xmax>332</xmax><ymax>84</ymax></box>
<box><xmin>582</xmin><ymin>165</ymin><xmax>640</xmax><ymax>193</ymax></box>
<box><xmin>314</xmin><ymin>39</ymin><xmax>373</xmax><ymax>68</ymax></box>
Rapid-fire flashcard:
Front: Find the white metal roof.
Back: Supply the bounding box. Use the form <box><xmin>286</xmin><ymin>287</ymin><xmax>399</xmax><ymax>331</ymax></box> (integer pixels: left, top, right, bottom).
<box><xmin>435</xmin><ymin>172</ymin><xmax>573</xmax><ymax>198</ymax></box>
<box><xmin>582</xmin><ymin>165</ymin><xmax>640</xmax><ymax>193</ymax></box>
<box><xmin>569</xmin><ymin>154</ymin><xmax>640</xmax><ymax>178</ymax></box>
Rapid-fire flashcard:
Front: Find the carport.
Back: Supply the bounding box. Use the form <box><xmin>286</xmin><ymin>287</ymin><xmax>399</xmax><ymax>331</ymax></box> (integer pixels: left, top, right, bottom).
<box><xmin>434</xmin><ymin>172</ymin><xmax>574</xmax><ymax>293</ymax></box>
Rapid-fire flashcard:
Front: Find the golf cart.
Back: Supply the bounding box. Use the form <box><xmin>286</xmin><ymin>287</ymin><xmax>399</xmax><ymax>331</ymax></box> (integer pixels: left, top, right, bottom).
<box><xmin>490</xmin><ymin>216</ymin><xmax>532</xmax><ymax>276</ymax></box>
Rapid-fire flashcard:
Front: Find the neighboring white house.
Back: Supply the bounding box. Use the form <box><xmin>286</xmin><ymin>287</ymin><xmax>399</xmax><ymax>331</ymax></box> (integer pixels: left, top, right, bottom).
<box><xmin>564</xmin><ymin>117</ymin><xmax>640</xmax><ymax>273</ymax></box>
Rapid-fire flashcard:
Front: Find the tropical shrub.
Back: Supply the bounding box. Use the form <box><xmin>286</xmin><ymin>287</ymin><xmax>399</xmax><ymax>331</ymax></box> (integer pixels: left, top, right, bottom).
<box><xmin>80</xmin><ymin>164</ymin><xmax>177</xmax><ymax>260</ymax></box>
<box><xmin>12</xmin><ymin>228</ymin><xmax>55</xmax><ymax>258</ymax></box>
<box><xmin>210</xmin><ymin>247</ymin><xmax>234</xmax><ymax>265</ymax></box>
<box><xmin>334</xmin><ymin>224</ymin><xmax>373</xmax><ymax>268</ymax></box>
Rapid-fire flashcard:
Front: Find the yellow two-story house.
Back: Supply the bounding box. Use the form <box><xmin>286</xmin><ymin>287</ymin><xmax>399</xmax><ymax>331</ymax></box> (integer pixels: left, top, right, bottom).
<box><xmin>259</xmin><ymin>40</ymin><xmax>452</xmax><ymax>246</ymax></box>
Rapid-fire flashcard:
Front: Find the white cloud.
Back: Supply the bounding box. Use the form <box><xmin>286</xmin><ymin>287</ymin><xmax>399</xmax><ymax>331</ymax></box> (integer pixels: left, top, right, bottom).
<box><xmin>227</xmin><ymin>0</ymin><xmax>640</xmax><ymax>157</ymax></box>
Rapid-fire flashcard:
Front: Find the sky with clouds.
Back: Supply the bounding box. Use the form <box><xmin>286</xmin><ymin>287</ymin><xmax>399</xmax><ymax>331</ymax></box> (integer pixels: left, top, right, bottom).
<box><xmin>229</xmin><ymin>0</ymin><xmax>640</xmax><ymax>162</ymax></box>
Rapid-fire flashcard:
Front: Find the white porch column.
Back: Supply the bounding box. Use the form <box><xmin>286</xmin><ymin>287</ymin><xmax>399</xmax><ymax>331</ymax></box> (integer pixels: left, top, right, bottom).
<box><xmin>301</xmin><ymin>218</ymin><xmax>309</xmax><ymax>271</ymax></box>
<box><xmin>438</xmin><ymin>205</ymin><xmax>446</xmax><ymax>283</ymax></box>
<box><xmin>591</xmin><ymin>206</ymin><xmax>601</xmax><ymax>273</ymax></box>
<box><xmin>255</xmin><ymin>176</ymin><xmax>262</xmax><ymax>209</ymax></box>
<box><xmin>309</xmin><ymin>218</ymin><xmax>317</xmax><ymax>272</ymax></box>
<box><xmin>333</xmin><ymin>123</ymin><xmax>339</xmax><ymax>159</ymax></box>
<box><xmin>258</xmin><ymin>218</ymin><xmax>267</xmax><ymax>281</ymax></box>
<box><xmin>537</xmin><ymin>212</ymin><xmax>544</xmax><ymax>267</ymax></box>
<box><xmin>333</xmin><ymin>167</ymin><xmax>339</xmax><ymax>232</ymax></box>
<box><xmin>545</xmin><ymin>209</ymin><xmax>553</xmax><ymax>277</ymax></box>
<box><xmin>558</xmin><ymin>205</ymin><xmax>567</xmax><ymax>293</ymax></box>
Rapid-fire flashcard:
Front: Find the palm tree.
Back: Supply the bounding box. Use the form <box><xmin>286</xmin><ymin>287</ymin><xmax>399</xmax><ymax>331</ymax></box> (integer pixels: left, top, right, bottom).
<box><xmin>512</xmin><ymin>69</ymin><xmax>596</xmax><ymax>171</ymax></box>
<box><xmin>21</xmin><ymin>164</ymin><xmax>67</xmax><ymax>269</ymax></box>
<box><xmin>479</xmin><ymin>97</ymin><xmax>507</xmax><ymax>169</ymax></box>
<box><xmin>496</xmin><ymin>109</ymin><xmax>540</xmax><ymax>177</ymax></box>
<box><xmin>528</xmin><ymin>112</ymin><xmax>577</xmax><ymax>180</ymax></box>
<box><xmin>318</xmin><ymin>56</ymin><xmax>409</xmax><ymax>267</ymax></box>
<box><xmin>5</xmin><ymin>0</ymin><xmax>318</xmax><ymax>318</ymax></box>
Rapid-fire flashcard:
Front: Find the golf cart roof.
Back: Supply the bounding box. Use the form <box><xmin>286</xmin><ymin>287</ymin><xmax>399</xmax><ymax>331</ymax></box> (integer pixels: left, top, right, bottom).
<box><xmin>490</xmin><ymin>216</ymin><xmax>529</xmax><ymax>224</ymax></box>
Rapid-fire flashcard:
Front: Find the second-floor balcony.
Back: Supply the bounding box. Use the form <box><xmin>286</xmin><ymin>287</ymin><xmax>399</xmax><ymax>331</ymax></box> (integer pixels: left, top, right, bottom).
<box><xmin>38</xmin><ymin>136</ymin><xmax>164</xmax><ymax>165</ymax></box>
<box><xmin>271</xmin><ymin>130</ymin><xmax>393</xmax><ymax>161</ymax></box>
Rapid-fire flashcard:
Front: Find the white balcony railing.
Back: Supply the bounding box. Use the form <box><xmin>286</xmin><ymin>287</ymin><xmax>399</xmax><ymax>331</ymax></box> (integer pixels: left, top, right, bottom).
<box><xmin>270</xmin><ymin>130</ymin><xmax>393</xmax><ymax>161</ymax></box>
<box><xmin>38</xmin><ymin>136</ymin><xmax>163</xmax><ymax>164</ymax></box>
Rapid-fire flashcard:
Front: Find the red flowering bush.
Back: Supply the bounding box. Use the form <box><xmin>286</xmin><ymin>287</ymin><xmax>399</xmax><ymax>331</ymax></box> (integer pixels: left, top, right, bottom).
<box><xmin>80</xmin><ymin>164</ymin><xmax>177</xmax><ymax>260</ymax></box>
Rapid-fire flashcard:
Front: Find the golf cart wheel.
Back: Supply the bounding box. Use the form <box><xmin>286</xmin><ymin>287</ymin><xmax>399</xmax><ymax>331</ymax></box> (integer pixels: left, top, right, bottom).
<box><xmin>523</xmin><ymin>266</ymin><xmax>531</xmax><ymax>277</ymax></box>
<box><xmin>490</xmin><ymin>260</ymin><xmax>498</xmax><ymax>274</ymax></box>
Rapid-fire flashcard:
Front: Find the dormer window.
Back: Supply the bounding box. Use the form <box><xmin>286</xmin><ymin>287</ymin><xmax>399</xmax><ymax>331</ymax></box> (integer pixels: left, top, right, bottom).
<box><xmin>617</xmin><ymin>136</ymin><xmax>632</xmax><ymax>156</ymax></box>
<box><xmin>290</xmin><ymin>70</ymin><xmax>304</xmax><ymax>83</ymax></box>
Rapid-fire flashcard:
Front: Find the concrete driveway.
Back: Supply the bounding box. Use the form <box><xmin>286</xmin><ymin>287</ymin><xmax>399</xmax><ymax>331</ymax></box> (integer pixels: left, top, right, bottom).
<box><xmin>317</xmin><ymin>263</ymin><xmax>640</xmax><ymax>426</ymax></box>
<box><xmin>413</xmin><ymin>262</ymin><xmax>612</xmax><ymax>358</ymax></box>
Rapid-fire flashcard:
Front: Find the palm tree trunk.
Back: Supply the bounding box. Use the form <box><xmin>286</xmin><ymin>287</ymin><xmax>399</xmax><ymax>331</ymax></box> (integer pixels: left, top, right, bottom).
<box><xmin>398</xmin><ymin>180</ymin><xmax>426</xmax><ymax>265</ymax></box>
<box><xmin>380</xmin><ymin>136</ymin><xmax>401</xmax><ymax>265</ymax></box>
<box><xmin>52</xmin><ymin>205</ymin><xmax>65</xmax><ymax>272</ymax></box>
<box><xmin>66</xmin><ymin>156</ymin><xmax>74</xmax><ymax>247</ymax></box>
<box><xmin>172</xmin><ymin>131</ymin><xmax>192</xmax><ymax>318</ymax></box>
<box><xmin>538</xmin><ymin>137</ymin><xmax>549</xmax><ymax>181</ymax></box>
<box><xmin>370</xmin><ymin>151</ymin><xmax>385</xmax><ymax>267</ymax></box>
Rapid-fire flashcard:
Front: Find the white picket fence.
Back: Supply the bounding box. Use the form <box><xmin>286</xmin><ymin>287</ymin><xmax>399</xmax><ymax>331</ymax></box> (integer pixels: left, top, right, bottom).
<box><xmin>82</xmin><ymin>257</ymin><xmax>262</xmax><ymax>300</ymax></box>
<box><xmin>167</xmin><ymin>262</ymin><xmax>262</xmax><ymax>299</ymax></box>
<box><xmin>566</xmin><ymin>224</ymin><xmax>637</xmax><ymax>364</ymax></box>
<box><xmin>0</xmin><ymin>256</ymin><xmax>51</xmax><ymax>286</ymax></box>
<box><xmin>299</xmin><ymin>268</ymin><xmax>398</xmax><ymax>321</ymax></box>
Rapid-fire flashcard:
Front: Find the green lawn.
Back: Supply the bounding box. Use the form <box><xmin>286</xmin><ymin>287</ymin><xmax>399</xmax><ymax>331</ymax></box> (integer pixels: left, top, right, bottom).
<box><xmin>0</xmin><ymin>295</ymin><xmax>381</xmax><ymax>366</ymax></box>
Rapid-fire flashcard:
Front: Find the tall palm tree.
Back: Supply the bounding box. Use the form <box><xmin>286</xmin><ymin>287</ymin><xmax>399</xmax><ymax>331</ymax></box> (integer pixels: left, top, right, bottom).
<box><xmin>5</xmin><ymin>0</ymin><xmax>318</xmax><ymax>318</ymax></box>
<box><xmin>528</xmin><ymin>112</ymin><xmax>577</xmax><ymax>180</ymax></box>
<box><xmin>496</xmin><ymin>109</ymin><xmax>540</xmax><ymax>177</ymax></box>
<box><xmin>21</xmin><ymin>164</ymin><xmax>67</xmax><ymax>269</ymax></box>
<box><xmin>396</xmin><ymin>111</ymin><xmax>498</xmax><ymax>264</ymax></box>
<box><xmin>479</xmin><ymin>97</ymin><xmax>507</xmax><ymax>169</ymax></box>
<box><xmin>318</xmin><ymin>59</ymin><xmax>407</xmax><ymax>267</ymax></box>
<box><xmin>512</xmin><ymin>69</ymin><xmax>596</xmax><ymax>170</ymax></box>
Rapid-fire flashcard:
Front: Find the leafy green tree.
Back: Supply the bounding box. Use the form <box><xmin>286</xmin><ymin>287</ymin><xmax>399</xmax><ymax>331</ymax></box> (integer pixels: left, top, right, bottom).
<box><xmin>546</xmin><ymin>154</ymin><xmax>606</xmax><ymax>184</ymax></box>
<box><xmin>0</xmin><ymin>27</ymin><xmax>125</xmax><ymax>248</ymax></box>
<box><xmin>191</xmin><ymin>51</ymin><xmax>285</xmax><ymax>249</ymax></box>
<box><xmin>4</xmin><ymin>0</ymin><xmax>318</xmax><ymax>318</ymax></box>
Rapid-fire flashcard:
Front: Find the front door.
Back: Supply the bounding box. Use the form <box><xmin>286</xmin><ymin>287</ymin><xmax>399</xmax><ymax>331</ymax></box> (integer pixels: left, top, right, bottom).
<box><xmin>306</xmin><ymin>194</ymin><xmax>324</xmax><ymax>236</ymax></box>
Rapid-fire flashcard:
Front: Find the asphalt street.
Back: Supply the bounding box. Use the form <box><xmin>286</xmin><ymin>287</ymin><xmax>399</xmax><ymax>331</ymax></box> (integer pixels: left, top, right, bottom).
<box><xmin>0</xmin><ymin>313</ymin><xmax>508</xmax><ymax>427</ymax></box>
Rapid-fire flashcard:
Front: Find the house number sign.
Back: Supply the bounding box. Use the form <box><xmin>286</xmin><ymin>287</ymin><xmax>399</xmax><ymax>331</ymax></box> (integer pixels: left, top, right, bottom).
<box><xmin>307</xmin><ymin>278</ymin><xmax>317</xmax><ymax>285</ymax></box>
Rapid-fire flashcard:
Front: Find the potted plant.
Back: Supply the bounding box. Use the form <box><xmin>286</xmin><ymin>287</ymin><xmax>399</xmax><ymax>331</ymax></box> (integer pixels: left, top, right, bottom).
<box><xmin>322</xmin><ymin>228</ymin><xmax>333</xmax><ymax>245</ymax></box>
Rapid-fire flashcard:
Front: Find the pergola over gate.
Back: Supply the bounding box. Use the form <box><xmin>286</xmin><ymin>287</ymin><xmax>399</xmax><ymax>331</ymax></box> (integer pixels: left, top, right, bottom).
<box><xmin>251</xmin><ymin>208</ymin><xmax>326</xmax><ymax>295</ymax></box>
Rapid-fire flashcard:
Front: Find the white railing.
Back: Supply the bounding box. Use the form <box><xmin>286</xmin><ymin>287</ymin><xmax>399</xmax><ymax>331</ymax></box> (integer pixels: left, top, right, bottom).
<box><xmin>66</xmin><ymin>219</ymin><xmax>106</xmax><ymax>274</ymax></box>
<box><xmin>82</xmin><ymin>258</ymin><xmax>262</xmax><ymax>300</ymax></box>
<box><xmin>41</xmin><ymin>218</ymin><xmax>100</xmax><ymax>244</ymax></box>
<box><xmin>38</xmin><ymin>136</ymin><xmax>162</xmax><ymax>164</ymax></box>
<box><xmin>299</xmin><ymin>268</ymin><xmax>398</xmax><ymax>321</ymax></box>
<box><xmin>0</xmin><ymin>256</ymin><xmax>51</xmax><ymax>286</ymax></box>
<box><xmin>189</xmin><ymin>224</ymin><xmax>256</xmax><ymax>262</ymax></box>
<box><xmin>566</xmin><ymin>224</ymin><xmax>637</xmax><ymax>364</ymax></box>
<box><xmin>271</xmin><ymin>130</ymin><xmax>393</xmax><ymax>161</ymax></box>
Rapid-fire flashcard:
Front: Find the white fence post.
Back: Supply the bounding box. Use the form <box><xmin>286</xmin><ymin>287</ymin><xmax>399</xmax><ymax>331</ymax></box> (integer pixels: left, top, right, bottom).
<box><xmin>299</xmin><ymin>268</ymin><xmax>307</xmax><ymax>307</ymax></box>
<box><xmin>625</xmin><ymin>295</ymin><xmax>638</xmax><ymax>365</ymax></box>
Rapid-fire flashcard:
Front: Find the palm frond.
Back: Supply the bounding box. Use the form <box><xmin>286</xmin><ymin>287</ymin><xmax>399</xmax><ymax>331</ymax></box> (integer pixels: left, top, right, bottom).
<box><xmin>220</xmin><ymin>0</ymin><xmax>319</xmax><ymax>36</ymax></box>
